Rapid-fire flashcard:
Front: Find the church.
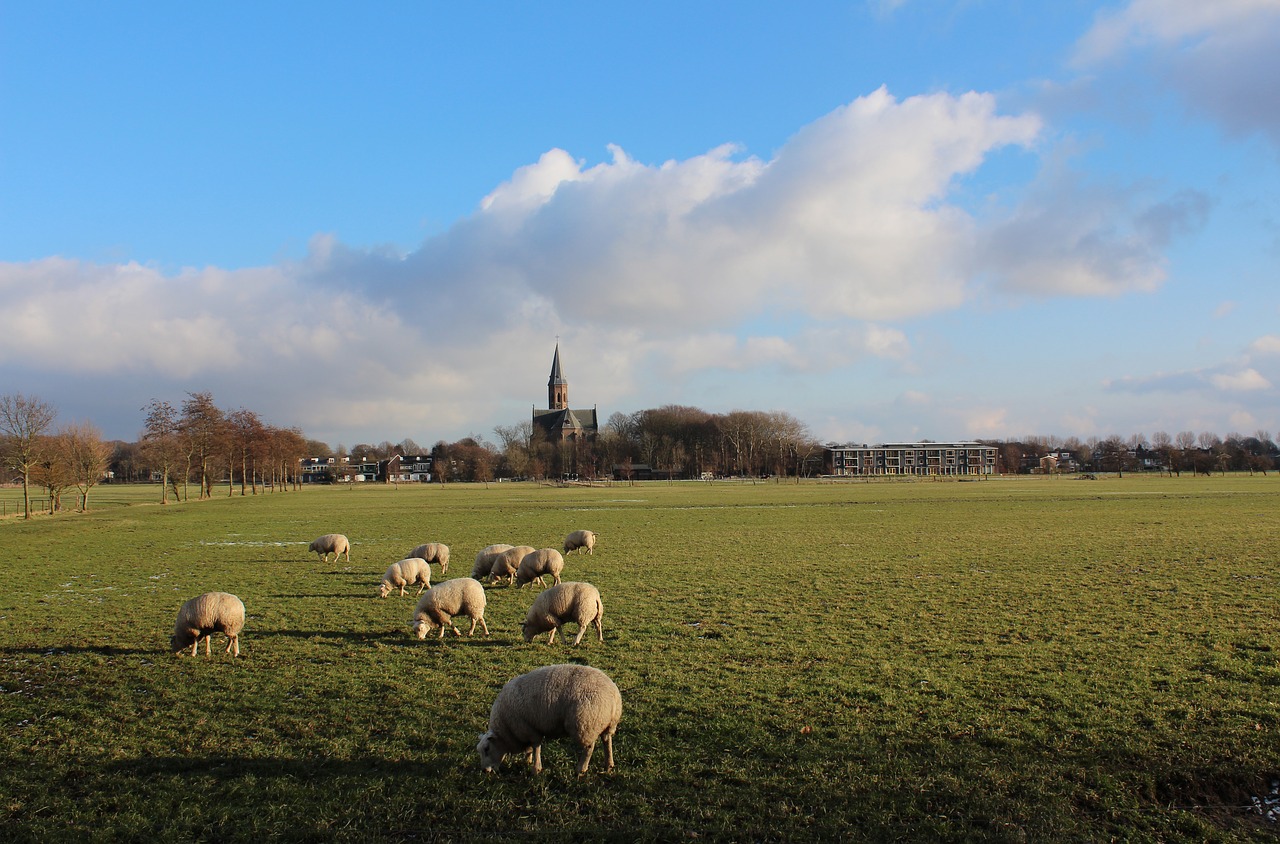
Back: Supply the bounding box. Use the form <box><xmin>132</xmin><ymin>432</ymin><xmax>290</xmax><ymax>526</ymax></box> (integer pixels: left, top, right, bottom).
<box><xmin>531</xmin><ymin>343</ymin><xmax>598</xmax><ymax>445</ymax></box>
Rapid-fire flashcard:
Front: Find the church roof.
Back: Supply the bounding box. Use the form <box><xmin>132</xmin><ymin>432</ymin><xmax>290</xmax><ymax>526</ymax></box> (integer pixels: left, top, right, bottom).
<box><xmin>548</xmin><ymin>343</ymin><xmax>568</xmax><ymax>386</ymax></box>
<box><xmin>533</xmin><ymin>407</ymin><xmax>598</xmax><ymax>433</ymax></box>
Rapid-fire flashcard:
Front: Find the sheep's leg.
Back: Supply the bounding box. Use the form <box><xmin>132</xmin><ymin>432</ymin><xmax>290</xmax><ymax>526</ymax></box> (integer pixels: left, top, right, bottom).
<box><xmin>464</xmin><ymin>616</ymin><xmax>477</xmax><ymax>636</ymax></box>
<box><xmin>190</xmin><ymin>638</ymin><xmax>199</xmax><ymax>657</ymax></box>
<box><xmin>547</xmin><ymin>627</ymin><xmax>558</xmax><ymax>645</ymax></box>
<box><xmin>532</xmin><ymin>743</ymin><xmax>543</xmax><ymax>773</ymax></box>
<box><xmin>450</xmin><ymin>622</ymin><xmax>462</xmax><ymax>637</ymax></box>
<box><xmin>576</xmin><ymin>741</ymin><xmax>595</xmax><ymax>775</ymax></box>
<box><xmin>603</xmin><ymin>732</ymin><xmax>614</xmax><ymax>771</ymax></box>
<box><xmin>594</xmin><ymin>615</ymin><xmax>604</xmax><ymax>642</ymax></box>
<box><xmin>571</xmin><ymin>624</ymin><xmax>586</xmax><ymax>646</ymax></box>
<box><xmin>204</xmin><ymin>636</ymin><xmax>212</xmax><ymax>656</ymax></box>
<box><xmin>476</xmin><ymin>616</ymin><xmax>490</xmax><ymax>636</ymax></box>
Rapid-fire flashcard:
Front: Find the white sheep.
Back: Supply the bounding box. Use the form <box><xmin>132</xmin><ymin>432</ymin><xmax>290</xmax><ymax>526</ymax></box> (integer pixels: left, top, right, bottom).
<box><xmin>515</xmin><ymin>548</ymin><xmax>565</xmax><ymax>588</ymax></box>
<box><xmin>171</xmin><ymin>592</ymin><xmax>245</xmax><ymax>657</ymax></box>
<box><xmin>477</xmin><ymin>664</ymin><xmax>622</xmax><ymax>775</ymax></box>
<box><xmin>412</xmin><ymin>577</ymin><xmax>490</xmax><ymax>639</ymax></box>
<box><xmin>471</xmin><ymin>544</ymin><xmax>514</xmax><ymax>580</ymax></box>
<box><xmin>309</xmin><ymin>533</ymin><xmax>350</xmax><ymax>563</ymax></box>
<box><xmin>379</xmin><ymin>558</ymin><xmax>432</xmax><ymax>598</ymax></box>
<box><xmin>487</xmin><ymin>545</ymin><xmax>536</xmax><ymax>586</ymax></box>
<box><xmin>408</xmin><ymin>542</ymin><xmax>450</xmax><ymax>574</ymax></box>
<box><xmin>563</xmin><ymin>529</ymin><xmax>596</xmax><ymax>556</ymax></box>
<box><xmin>521</xmin><ymin>581</ymin><xmax>604</xmax><ymax>646</ymax></box>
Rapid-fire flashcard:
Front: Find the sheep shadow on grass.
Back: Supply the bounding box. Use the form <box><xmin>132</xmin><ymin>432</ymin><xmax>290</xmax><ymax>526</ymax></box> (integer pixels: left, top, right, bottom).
<box><xmin>106</xmin><ymin>753</ymin><xmax>450</xmax><ymax>781</ymax></box>
<box><xmin>265</xmin><ymin>629</ymin><xmax>406</xmax><ymax>645</ymax></box>
<box><xmin>0</xmin><ymin>645</ymin><xmax>153</xmax><ymax>657</ymax></box>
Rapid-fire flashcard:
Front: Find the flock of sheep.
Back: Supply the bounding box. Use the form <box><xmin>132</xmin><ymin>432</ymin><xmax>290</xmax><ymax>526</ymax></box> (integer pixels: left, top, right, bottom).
<box><xmin>168</xmin><ymin>527</ymin><xmax>620</xmax><ymax>775</ymax></box>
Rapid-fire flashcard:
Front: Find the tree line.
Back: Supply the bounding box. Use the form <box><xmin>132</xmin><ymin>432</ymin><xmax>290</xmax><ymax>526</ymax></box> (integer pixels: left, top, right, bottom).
<box><xmin>5</xmin><ymin>389</ymin><xmax>1275</xmax><ymax>521</ymax></box>
<box><xmin>0</xmin><ymin>391</ymin><xmax>314</xmax><ymax>518</ymax></box>
<box><xmin>987</xmin><ymin>431</ymin><xmax>1278</xmax><ymax>476</ymax></box>
<box><xmin>483</xmin><ymin>406</ymin><xmax>822</xmax><ymax>483</ymax></box>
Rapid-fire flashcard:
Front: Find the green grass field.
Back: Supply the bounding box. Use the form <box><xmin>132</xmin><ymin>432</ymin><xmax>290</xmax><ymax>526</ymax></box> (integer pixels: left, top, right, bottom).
<box><xmin>1</xmin><ymin>476</ymin><xmax>1277</xmax><ymax>842</ymax></box>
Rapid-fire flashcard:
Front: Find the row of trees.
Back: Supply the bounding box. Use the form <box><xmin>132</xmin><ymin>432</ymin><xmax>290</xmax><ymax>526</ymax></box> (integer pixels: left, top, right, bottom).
<box><xmin>134</xmin><ymin>392</ymin><xmax>313</xmax><ymax>502</ymax></box>
<box><xmin>464</xmin><ymin>406</ymin><xmax>822</xmax><ymax>483</ymax></box>
<box><xmin>5</xmin><ymin>389</ymin><xmax>1275</xmax><ymax>519</ymax></box>
<box><xmin>989</xmin><ymin>430</ymin><xmax>1279</xmax><ymax>476</ymax></box>
<box><xmin>0</xmin><ymin>394</ymin><xmax>114</xmax><ymax>518</ymax></box>
<box><xmin>0</xmin><ymin>391</ymin><xmax>315</xmax><ymax>518</ymax></box>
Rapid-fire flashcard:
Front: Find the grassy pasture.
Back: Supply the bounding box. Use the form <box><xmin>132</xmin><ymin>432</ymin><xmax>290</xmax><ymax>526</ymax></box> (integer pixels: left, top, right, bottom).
<box><xmin>0</xmin><ymin>476</ymin><xmax>1277</xmax><ymax>842</ymax></box>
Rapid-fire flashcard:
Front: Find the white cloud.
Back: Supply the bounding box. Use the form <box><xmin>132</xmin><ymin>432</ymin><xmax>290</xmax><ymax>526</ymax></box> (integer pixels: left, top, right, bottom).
<box><xmin>1249</xmin><ymin>335</ymin><xmax>1280</xmax><ymax>355</ymax></box>
<box><xmin>1209</xmin><ymin>368</ymin><xmax>1272</xmax><ymax>391</ymax></box>
<box><xmin>0</xmin><ymin>86</ymin><xmax>1216</xmax><ymax>444</ymax></box>
<box><xmin>964</xmin><ymin>407</ymin><xmax>1009</xmax><ymax>438</ymax></box>
<box><xmin>1073</xmin><ymin>0</ymin><xmax>1280</xmax><ymax>145</ymax></box>
<box><xmin>979</xmin><ymin>176</ymin><xmax>1210</xmax><ymax>297</ymax></box>
<box><xmin>1073</xmin><ymin>0</ymin><xmax>1280</xmax><ymax>64</ymax></box>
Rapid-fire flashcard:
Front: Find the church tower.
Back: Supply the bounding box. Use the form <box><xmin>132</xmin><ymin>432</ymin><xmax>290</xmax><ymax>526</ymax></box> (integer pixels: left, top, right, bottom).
<box><xmin>548</xmin><ymin>343</ymin><xmax>569</xmax><ymax>410</ymax></box>
<box><xmin>532</xmin><ymin>342</ymin><xmax>598</xmax><ymax>450</ymax></box>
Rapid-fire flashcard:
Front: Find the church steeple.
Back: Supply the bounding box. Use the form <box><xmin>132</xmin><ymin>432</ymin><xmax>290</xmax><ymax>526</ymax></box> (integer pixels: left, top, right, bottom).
<box><xmin>548</xmin><ymin>343</ymin><xmax>569</xmax><ymax>410</ymax></box>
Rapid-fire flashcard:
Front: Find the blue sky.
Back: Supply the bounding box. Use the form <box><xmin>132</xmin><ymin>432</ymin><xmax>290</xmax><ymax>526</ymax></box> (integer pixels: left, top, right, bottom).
<box><xmin>2</xmin><ymin>1</ymin><xmax>1278</xmax><ymax>449</ymax></box>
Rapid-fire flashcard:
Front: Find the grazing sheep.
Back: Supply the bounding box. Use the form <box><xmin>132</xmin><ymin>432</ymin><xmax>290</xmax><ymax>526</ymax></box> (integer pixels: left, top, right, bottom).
<box><xmin>487</xmin><ymin>545</ymin><xmax>536</xmax><ymax>586</ymax></box>
<box><xmin>171</xmin><ymin>592</ymin><xmax>245</xmax><ymax>657</ymax></box>
<box><xmin>521</xmin><ymin>581</ymin><xmax>604</xmax><ymax>646</ymax></box>
<box><xmin>477</xmin><ymin>664</ymin><xmax>622</xmax><ymax>775</ymax></box>
<box><xmin>563</xmin><ymin>529</ymin><xmax>596</xmax><ymax>555</ymax></box>
<box><xmin>309</xmin><ymin>533</ymin><xmax>350</xmax><ymax>563</ymax></box>
<box><xmin>471</xmin><ymin>544</ymin><xmax>514</xmax><ymax>580</ymax></box>
<box><xmin>408</xmin><ymin>542</ymin><xmax>450</xmax><ymax>574</ymax></box>
<box><xmin>412</xmin><ymin>578</ymin><xmax>490</xmax><ymax>639</ymax></box>
<box><xmin>379</xmin><ymin>558</ymin><xmax>432</xmax><ymax>598</ymax></box>
<box><xmin>515</xmin><ymin>548</ymin><xmax>565</xmax><ymax>588</ymax></box>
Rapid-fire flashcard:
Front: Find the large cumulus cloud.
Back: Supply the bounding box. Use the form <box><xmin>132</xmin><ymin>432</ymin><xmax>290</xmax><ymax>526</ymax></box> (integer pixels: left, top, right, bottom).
<box><xmin>0</xmin><ymin>86</ymin><xmax>1206</xmax><ymax>442</ymax></box>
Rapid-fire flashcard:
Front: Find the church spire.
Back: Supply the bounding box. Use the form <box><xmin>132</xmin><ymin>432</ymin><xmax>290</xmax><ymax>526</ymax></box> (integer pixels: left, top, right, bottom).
<box><xmin>548</xmin><ymin>342</ymin><xmax>569</xmax><ymax>410</ymax></box>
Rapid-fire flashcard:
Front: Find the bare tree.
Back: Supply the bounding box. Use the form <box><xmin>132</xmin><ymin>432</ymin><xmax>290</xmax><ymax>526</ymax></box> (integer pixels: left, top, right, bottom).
<box><xmin>494</xmin><ymin>421</ymin><xmax>534</xmax><ymax>479</ymax></box>
<box><xmin>0</xmin><ymin>393</ymin><xmax>58</xmax><ymax>519</ymax></box>
<box><xmin>32</xmin><ymin>433</ymin><xmax>75</xmax><ymax>513</ymax></box>
<box><xmin>181</xmin><ymin>391</ymin><xmax>225</xmax><ymax>499</ymax></box>
<box><xmin>62</xmin><ymin>421</ymin><xmax>112</xmax><ymax>511</ymax></box>
<box><xmin>227</xmin><ymin>408</ymin><xmax>264</xmax><ymax>495</ymax></box>
<box><xmin>141</xmin><ymin>399</ymin><xmax>182</xmax><ymax>503</ymax></box>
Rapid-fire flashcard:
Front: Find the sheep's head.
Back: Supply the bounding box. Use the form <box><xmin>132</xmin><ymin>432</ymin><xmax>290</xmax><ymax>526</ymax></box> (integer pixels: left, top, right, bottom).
<box><xmin>412</xmin><ymin>620</ymin><xmax>430</xmax><ymax>640</ymax></box>
<box><xmin>170</xmin><ymin>632</ymin><xmax>194</xmax><ymax>655</ymax></box>
<box><xmin>520</xmin><ymin>621</ymin><xmax>536</xmax><ymax>643</ymax></box>
<box><xmin>378</xmin><ymin>582</ymin><xmax>392</xmax><ymax>599</ymax></box>
<box><xmin>477</xmin><ymin>731</ymin><xmax>505</xmax><ymax>772</ymax></box>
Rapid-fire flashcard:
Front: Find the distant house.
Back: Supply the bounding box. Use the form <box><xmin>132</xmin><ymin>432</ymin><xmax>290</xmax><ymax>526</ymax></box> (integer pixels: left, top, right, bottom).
<box><xmin>299</xmin><ymin>456</ymin><xmax>339</xmax><ymax>484</ymax></box>
<box><xmin>385</xmin><ymin>454</ymin><xmax>433</xmax><ymax>483</ymax></box>
<box><xmin>824</xmin><ymin>442</ymin><xmax>998</xmax><ymax>476</ymax></box>
<box><xmin>341</xmin><ymin>457</ymin><xmax>381</xmax><ymax>482</ymax></box>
